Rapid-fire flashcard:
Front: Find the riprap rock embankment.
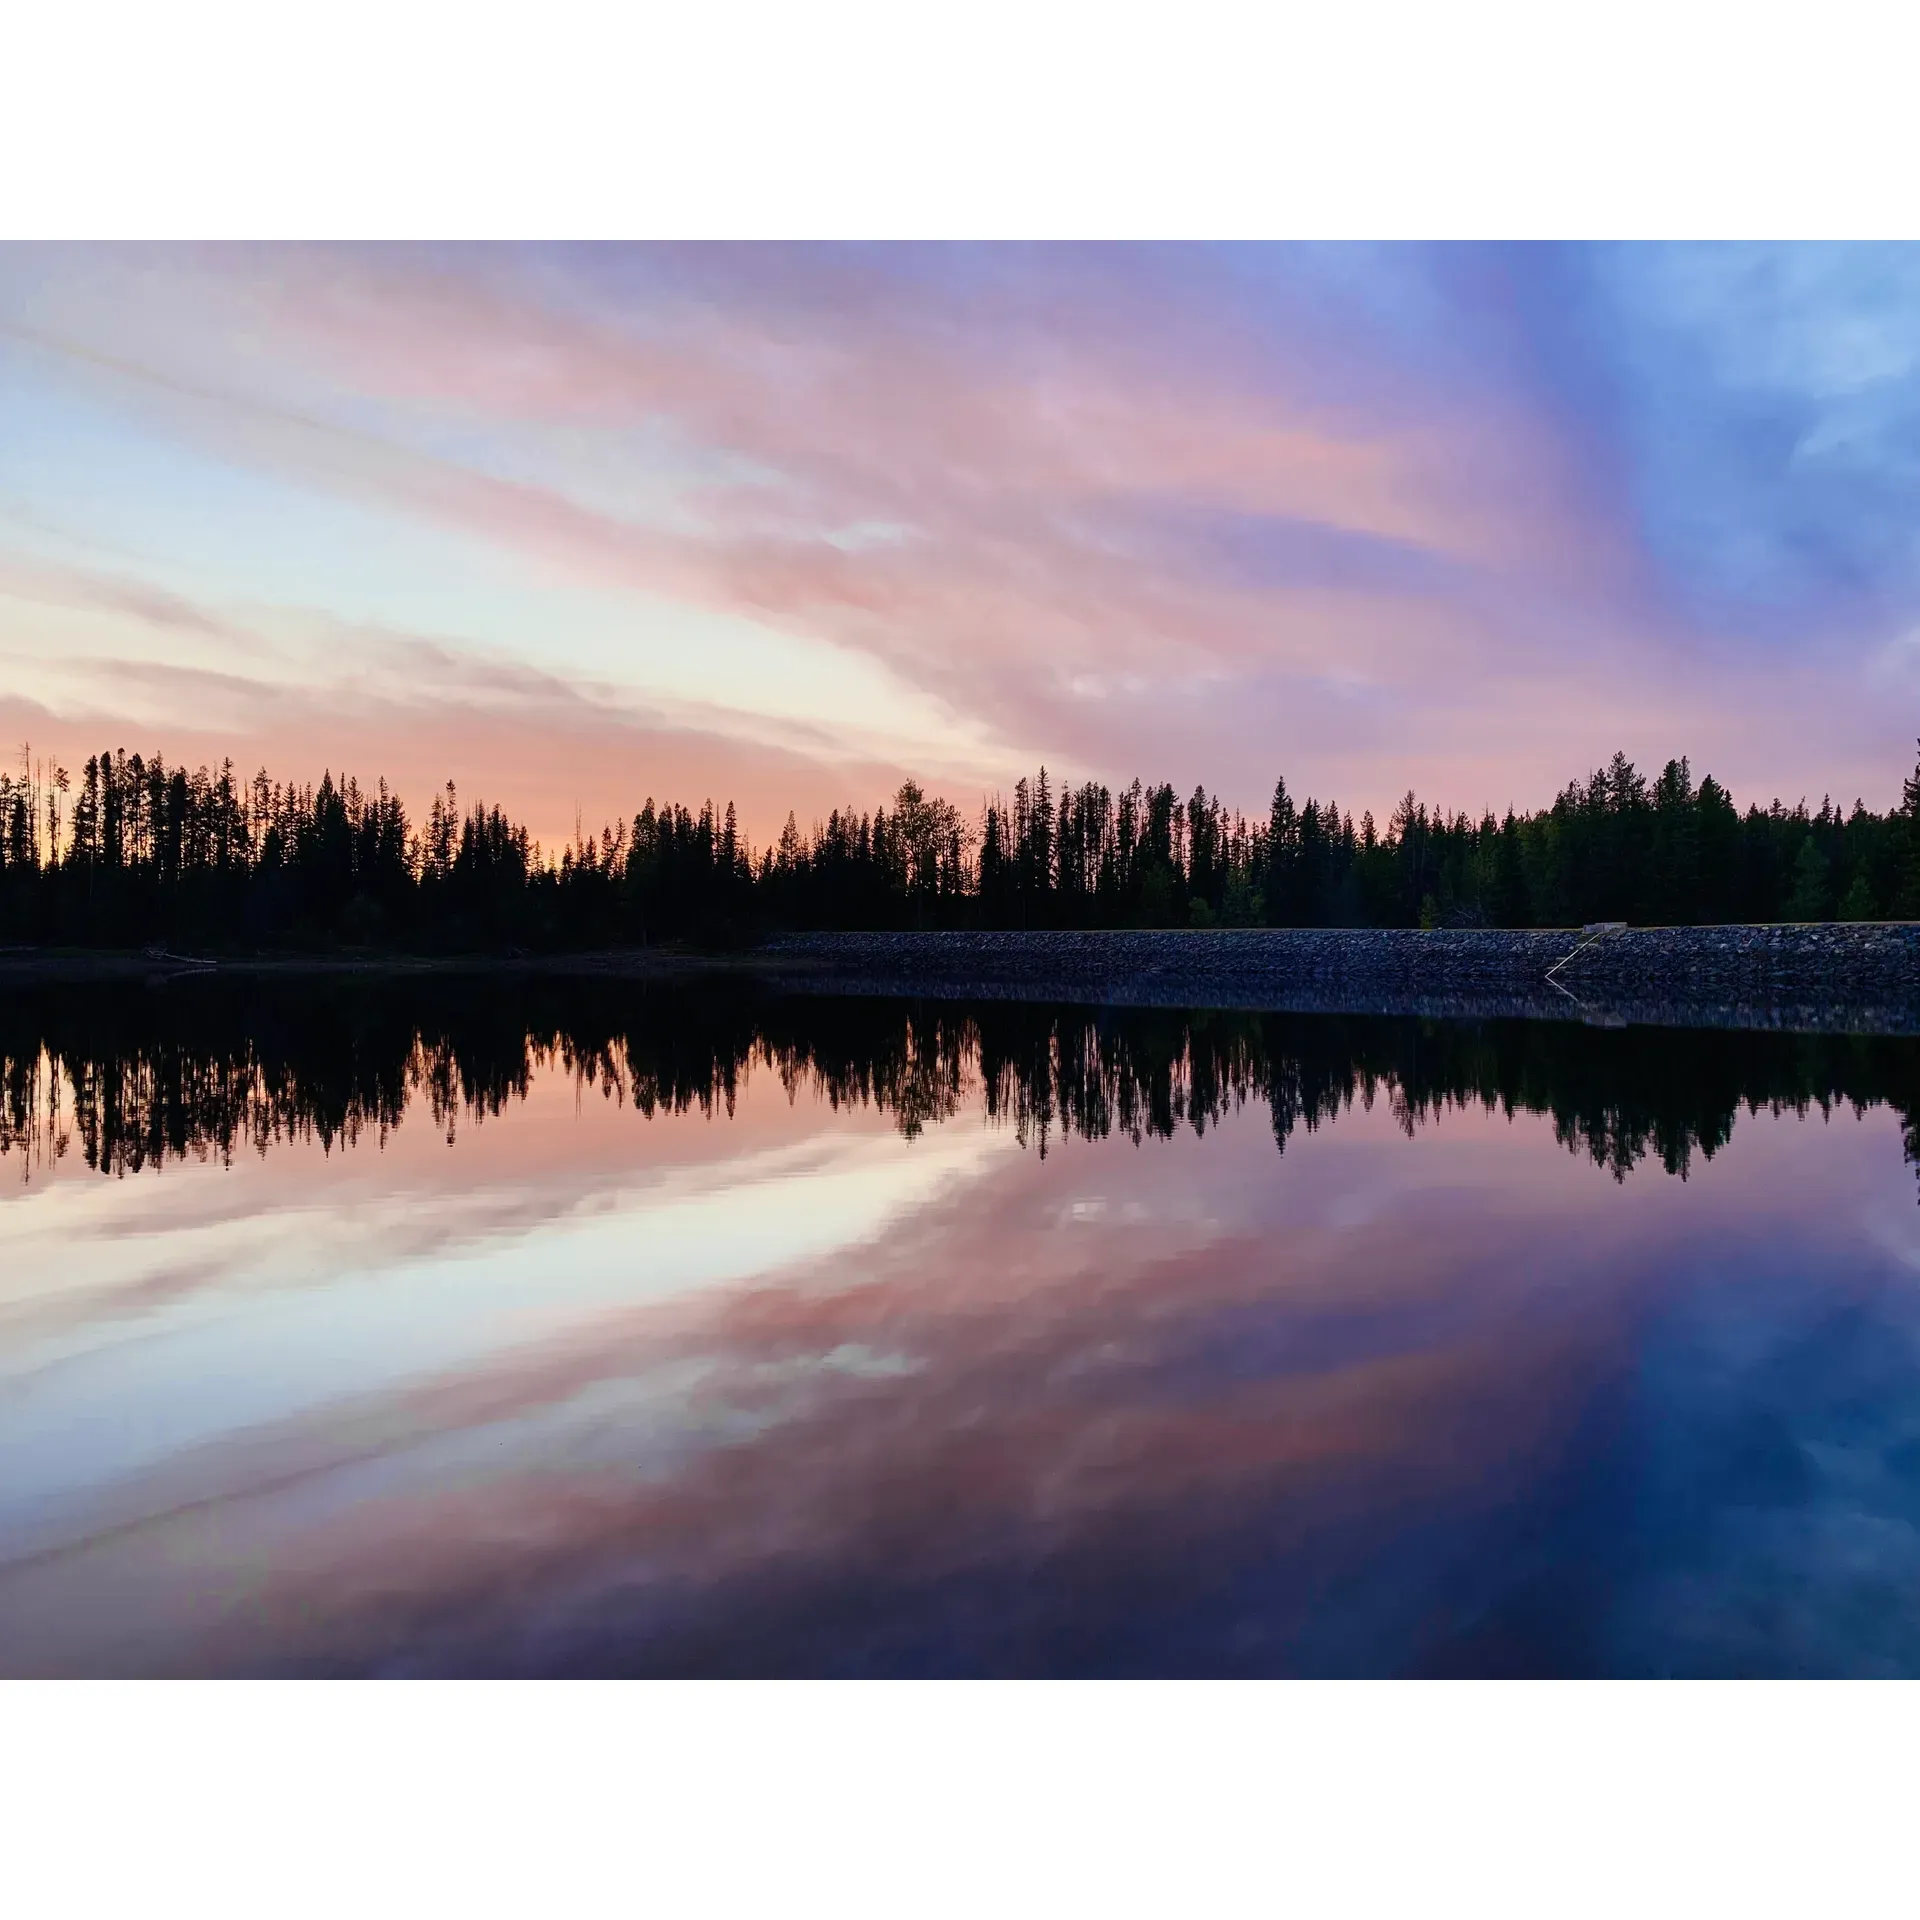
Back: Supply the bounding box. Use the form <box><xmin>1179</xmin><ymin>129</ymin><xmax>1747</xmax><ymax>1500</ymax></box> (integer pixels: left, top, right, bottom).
<box><xmin>764</xmin><ymin>926</ymin><xmax>1920</xmax><ymax>1034</ymax></box>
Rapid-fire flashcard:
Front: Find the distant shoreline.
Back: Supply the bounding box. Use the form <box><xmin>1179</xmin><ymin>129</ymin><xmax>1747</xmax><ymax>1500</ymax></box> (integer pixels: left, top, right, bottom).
<box><xmin>6</xmin><ymin>925</ymin><xmax>1920</xmax><ymax>1035</ymax></box>
<box><xmin>766</xmin><ymin>922</ymin><xmax>1920</xmax><ymax>988</ymax></box>
<box><xmin>0</xmin><ymin>946</ymin><xmax>733</xmax><ymax>984</ymax></box>
<box><xmin>760</xmin><ymin>925</ymin><xmax>1920</xmax><ymax>1035</ymax></box>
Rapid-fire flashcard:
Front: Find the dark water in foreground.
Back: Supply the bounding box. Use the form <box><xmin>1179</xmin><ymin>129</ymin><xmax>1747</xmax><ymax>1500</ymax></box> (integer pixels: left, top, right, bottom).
<box><xmin>5</xmin><ymin>976</ymin><xmax>1920</xmax><ymax>1677</ymax></box>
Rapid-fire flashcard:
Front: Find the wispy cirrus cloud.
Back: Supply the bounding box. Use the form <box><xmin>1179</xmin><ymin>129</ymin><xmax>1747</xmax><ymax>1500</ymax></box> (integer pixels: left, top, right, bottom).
<box><xmin>3</xmin><ymin>242</ymin><xmax>1917</xmax><ymax>834</ymax></box>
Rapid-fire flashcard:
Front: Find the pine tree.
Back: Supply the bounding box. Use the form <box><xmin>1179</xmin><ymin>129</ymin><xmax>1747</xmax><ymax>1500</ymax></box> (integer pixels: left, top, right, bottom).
<box><xmin>1786</xmin><ymin>837</ymin><xmax>1831</xmax><ymax>922</ymax></box>
<box><xmin>1899</xmin><ymin>739</ymin><xmax>1920</xmax><ymax>917</ymax></box>
<box><xmin>1839</xmin><ymin>872</ymin><xmax>1877</xmax><ymax>921</ymax></box>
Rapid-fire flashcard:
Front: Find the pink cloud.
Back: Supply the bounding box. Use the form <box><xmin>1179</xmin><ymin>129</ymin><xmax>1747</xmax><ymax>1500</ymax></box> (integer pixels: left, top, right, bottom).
<box><xmin>3</xmin><ymin>245</ymin><xmax>1907</xmax><ymax>825</ymax></box>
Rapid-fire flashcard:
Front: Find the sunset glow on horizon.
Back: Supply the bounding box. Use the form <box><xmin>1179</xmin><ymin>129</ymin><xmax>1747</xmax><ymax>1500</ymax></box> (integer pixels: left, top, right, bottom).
<box><xmin>5</xmin><ymin>241</ymin><xmax>1920</xmax><ymax>851</ymax></box>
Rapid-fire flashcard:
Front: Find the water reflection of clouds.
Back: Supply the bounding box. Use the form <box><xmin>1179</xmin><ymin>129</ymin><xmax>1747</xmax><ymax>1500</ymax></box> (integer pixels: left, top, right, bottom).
<box><xmin>1</xmin><ymin>1052</ymin><xmax>1916</xmax><ymax>1675</ymax></box>
<box><xmin>0</xmin><ymin>1092</ymin><xmax>1010</xmax><ymax>1572</ymax></box>
<box><xmin>1603</xmin><ymin>1249</ymin><xmax>1920</xmax><ymax>1676</ymax></box>
<box><xmin>0</xmin><ymin>1066</ymin><xmax>934</xmax><ymax>1345</ymax></box>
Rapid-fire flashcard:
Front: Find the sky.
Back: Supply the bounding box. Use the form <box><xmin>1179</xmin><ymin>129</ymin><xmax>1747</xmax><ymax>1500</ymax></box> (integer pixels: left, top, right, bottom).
<box><xmin>4</xmin><ymin>241</ymin><xmax>1920</xmax><ymax>851</ymax></box>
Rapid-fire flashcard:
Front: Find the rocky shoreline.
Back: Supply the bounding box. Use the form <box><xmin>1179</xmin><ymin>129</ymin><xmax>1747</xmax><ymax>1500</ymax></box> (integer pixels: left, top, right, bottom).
<box><xmin>9</xmin><ymin>928</ymin><xmax>1919</xmax><ymax>1034</ymax></box>
<box><xmin>764</xmin><ymin>926</ymin><xmax>1920</xmax><ymax>1034</ymax></box>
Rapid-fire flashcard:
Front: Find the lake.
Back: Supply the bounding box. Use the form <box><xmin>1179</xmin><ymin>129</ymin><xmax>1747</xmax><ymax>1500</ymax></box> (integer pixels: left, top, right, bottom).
<box><xmin>4</xmin><ymin>974</ymin><xmax>1920</xmax><ymax>1676</ymax></box>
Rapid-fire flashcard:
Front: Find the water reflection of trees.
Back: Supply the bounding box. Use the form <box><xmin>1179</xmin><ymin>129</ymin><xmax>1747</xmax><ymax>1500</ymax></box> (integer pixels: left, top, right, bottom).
<box><xmin>4</xmin><ymin>977</ymin><xmax>1920</xmax><ymax>1191</ymax></box>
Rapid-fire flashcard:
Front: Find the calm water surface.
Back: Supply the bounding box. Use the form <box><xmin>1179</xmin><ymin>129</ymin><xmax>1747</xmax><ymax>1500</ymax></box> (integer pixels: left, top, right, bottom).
<box><xmin>5</xmin><ymin>978</ymin><xmax>1920</xmax><ymax>1676</ymax></box>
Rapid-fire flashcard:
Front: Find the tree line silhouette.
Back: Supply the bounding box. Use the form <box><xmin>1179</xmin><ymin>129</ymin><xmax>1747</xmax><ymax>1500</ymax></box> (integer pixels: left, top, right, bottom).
<box><xmin>5</xmin><ymin>740</ymin><xmax>1920</xmax><ymax>948</ymax></box>
<box><xmin>7</xmin><ymin>975</ymin><xmax>1920</xmax><ymax>1197</ymax></box>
